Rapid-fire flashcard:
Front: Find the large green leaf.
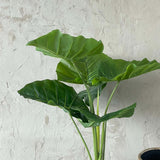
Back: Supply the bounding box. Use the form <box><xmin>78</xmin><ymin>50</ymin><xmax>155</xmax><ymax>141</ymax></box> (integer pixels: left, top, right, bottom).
<box><xmin>27</xmin><ymin>30</ymin><xmax>103</xmax><ymax>84</ymax></box>
<box><xmin>27</xmin><ymin>30</ymin><xmax>103</xmax><ymax>60</ymax></box>
<box><xmin>27</xmin><ymin>29</ymin><xmax>160</xmax><ymax>85</ymax></box>
<box><xmin>86</xmin><ymin>54</ymin><xmax>160</xmax><ymax>84</ymax></box>
<box><xmin>80</xmin><ymin>103</ymin><xmax>136</xmax><ymax>127</ymax></box>
<box><xmin>18</xmin><ymin>79</ymin><xmax>101</xmax><ymax>123</ymax></box>
<box><xmin>57</xmin><ymin>54</ymin><xmax>160</xmax><ymax>85</ymax></box>
<box><xmin>18</xmin><ymin>79</ymin><xmax>136</xmax><ymax>127</ymax></box>
<box><xmin>78</xmin><ymin>83</ymin><xmax>107</xmax><ymax>106</ymax></box>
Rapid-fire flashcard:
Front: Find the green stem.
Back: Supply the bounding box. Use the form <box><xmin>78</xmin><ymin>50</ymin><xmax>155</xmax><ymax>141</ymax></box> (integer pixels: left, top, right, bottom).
<box><xmin>99</xmin><ymin>82</ymin><xmax>120</xmax><ymax>160</ymax></box>
<box><xmin>98</xmin><ymin>122</ymin><xmax>106</xmax><ymax>160</ymax></box>
<box><xmin>96</xmin><ymin>89</ymin><xmax>100</xmax><ymax>154</ymax></box>
<box><xmin>69</xmin><ymin>114</ymin><xmax>92</xmax><ymax>160</ymax></box>
<box><xmin>85</xmin><ymin>84</ymin><xmax>98</xmax><ymax>160</ymax></box>
<box><xmin>104</xmin><ymin>82</ymin><xmax>120</xmax><ymax>114</ymax></box>
<box><xmin>85</xmin><ymin>84</ymin><xmax>95</xmax><ymax>113</ymax></box>
<box><xmin>93</xmin><ymin>127</ymin><xmax>98</xmax><ymax>160</ymax></box>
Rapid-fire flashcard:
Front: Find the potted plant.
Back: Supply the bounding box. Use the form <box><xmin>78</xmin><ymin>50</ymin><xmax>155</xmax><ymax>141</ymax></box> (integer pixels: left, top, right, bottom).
<box><xmin>18</xmin><ymin>29</ymin><xmax>160</xmax><ymax>160</ymax></box>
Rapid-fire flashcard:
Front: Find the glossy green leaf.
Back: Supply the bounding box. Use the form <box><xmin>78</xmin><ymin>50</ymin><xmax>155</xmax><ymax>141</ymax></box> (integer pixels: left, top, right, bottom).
<box><xmin>27</xmin><ymin>30</ymin><xmax>103</xmax><ymax>84</ymax></box>
<box><xmin>100</xmin><ymin>103</ymin><xmax>136</xmax><ymax>121</ymax></box>
<box><xmin>80</xmin><ymin>103</ymin><xmax>136</xmax><ymax>127</ymax></box>
<box><xmin>18</xmin><ymin>79</ymin><xmax>101</xmax><ymax>123</ymax></box>
<box><xmin>27</xmin><ymin>29</ymin><xmax>160</xmax><ymax>85</ymax></box>
<box><xmin>27</xmin><ymin>30</ymin><xmax>103</xmax><ymax>60</ymax></box>
<box><xmin>78</xmin><ymin>83</ymin><xmax>107</xmax><ymax>106</ymax></box>
<box><xmin>57</xmin><ymin>54</ymin><xmax>160</xmax><ymax>85</ymax></box>
<box><xmin>56</xmin><ymin>59</ymin><xmax>83</xmax><ymax>84</ymax></box>
<box><xmin>86</xmin><ymin>54</ymin><xmax>160</xmax><ymax>84</ymax></box>
<box><xmin>18</xmin><ymin>79</ymin><xmax>136</xmax><ymax>127</ymax></box>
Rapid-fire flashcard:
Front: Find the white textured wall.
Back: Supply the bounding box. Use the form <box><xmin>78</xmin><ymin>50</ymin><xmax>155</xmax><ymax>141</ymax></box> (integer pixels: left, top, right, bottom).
<box><xmin>0</xmin><ymin>0</ymin><xmax>160</xmax><ymax>160</ymax></box>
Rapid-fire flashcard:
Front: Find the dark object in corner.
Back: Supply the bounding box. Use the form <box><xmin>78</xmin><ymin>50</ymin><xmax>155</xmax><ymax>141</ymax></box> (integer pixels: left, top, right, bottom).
<box><xmin>139</xmin><ymin>148</ymin><xmax>160</xmax><ymax>160</ymax></box>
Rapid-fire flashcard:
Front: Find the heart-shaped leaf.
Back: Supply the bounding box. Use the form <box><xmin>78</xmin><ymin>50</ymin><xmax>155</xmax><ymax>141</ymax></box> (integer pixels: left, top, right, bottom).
<box><xmin>27</xmin><ymin>30</ymin><xmax>103</xmax><ymax>85</ymax></box>
<box><xmin>18</xmin><ymin>79</ymin><xmax>100</xmax><ymax>123</ymax></box>
<box><xmin>28</xmin><ymin>30</ymin><xmax>160</xmax><ymax>86</ymax></box>
<box><xmin>27</xmin><ymin>29</ymin><xmax>103</xmax><ymax>60</ymax></box>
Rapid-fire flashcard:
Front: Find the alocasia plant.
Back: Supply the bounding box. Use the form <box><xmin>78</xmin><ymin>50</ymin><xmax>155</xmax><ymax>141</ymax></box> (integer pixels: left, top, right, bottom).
<box><xmin>18</xmin><ymin>30</ymin><xmax>160</xmax><ymax>160</ymax></box>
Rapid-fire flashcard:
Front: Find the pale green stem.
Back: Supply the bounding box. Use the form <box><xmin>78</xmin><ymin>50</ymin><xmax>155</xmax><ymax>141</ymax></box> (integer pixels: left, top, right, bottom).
<box><xmin>98</xmin><ymin>123</ymin><xmax>106</xmax><ymax>160</ymax></box>
<box><xmin>92</xmin><ymin>127</ymin><xmax>98</xmax><ymax>160</ymax></box>
<box><xmin>99</xmin><ymin>82</ymin><xmax>120</xmax><ymax>160</ymax></box>
<box><xmin>104</xmin><ymin>82</ymin><xmax>120</xmax><ymax>115</ymax></box>
<box><xmin>96</xmin><ymin>89</ymin><xmax>100</xmax><ymax>154</ymax></box>
<box><xmin>85</xmin><ymin>84</ymin><xmax>95</xmax><ymax>113</ymax></box>
<box><xmin>69</xmin><ymin>114</ymin><xmax>92</xmax><ymax>160</ymax></box>
<box><xmin>85</xmin><ymin>84</ymin><xmax>98</xmax><ymax>160</ymax></box>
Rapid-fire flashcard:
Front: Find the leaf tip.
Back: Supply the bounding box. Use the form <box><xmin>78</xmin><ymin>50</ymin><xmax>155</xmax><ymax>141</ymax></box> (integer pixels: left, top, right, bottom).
<box><xmin>17</xmin><ymin>88</ymin><xmax>23</xmax><ymax>96</ymax></box>
<box><xmin>26</xmin><ymin>40</ymin><xmax>35</xmax><ymax>46</ymax></box>
<box><xmin>133</xmin><ymin>102</ymin><xmax>137</xmax><ymax>108</ymax></box>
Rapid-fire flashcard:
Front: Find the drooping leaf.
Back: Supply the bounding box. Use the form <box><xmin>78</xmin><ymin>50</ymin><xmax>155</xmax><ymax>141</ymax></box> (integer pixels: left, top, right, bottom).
<box><xmin>100</xmin><ymin>103</ymin><xmax>136</xmax><ymax>121</ymax></box>
<box><xmin>18</xmin><ymin>79</ymin><xmax>101</xmax><ymax>123</ymax></box>
<box><xmin>80</xmin><ymin>103</ymin><xmax>136</xmax><ymax>127</ymax></box>
<box><xmin>78</xmin><ymin>83</ymin><xmax>107</xmax><ymax>106</ymax></box>
<box><xmin>86</xmin><ymin>54</ymin><xmax>160</xmax><ymax>84</ymax></box>
<box><xmin>57</xmin><ymin>54</ymin><xmax>160</xmax><ymax>85</ymax></box>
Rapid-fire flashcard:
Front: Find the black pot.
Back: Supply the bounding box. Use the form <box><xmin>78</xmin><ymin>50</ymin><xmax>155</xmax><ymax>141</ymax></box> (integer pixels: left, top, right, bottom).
<box><xmin>138</xmin><ymin>148</ymin><xmax>160</xmax><ymax>160</ymax></box>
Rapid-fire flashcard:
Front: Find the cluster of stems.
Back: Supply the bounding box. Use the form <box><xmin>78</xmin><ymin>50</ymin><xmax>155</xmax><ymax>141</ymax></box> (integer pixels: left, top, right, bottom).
<box><xmin>70</xmin><ymin>82</ymin><xmax>119</xmax><ymax>160</ymax></box>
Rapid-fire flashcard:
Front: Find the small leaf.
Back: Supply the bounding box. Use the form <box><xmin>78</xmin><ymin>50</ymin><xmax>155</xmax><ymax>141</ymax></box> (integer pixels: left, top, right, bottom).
<box><xmin>56</xmin><ymin>59</ymin><xmax>82</xmax><ymax>84</ymax></box>
<box><xmin>100</xmin><ymin>103</ymin><xmax>136</xmax><ymax>121</ymax></box>
<box><xmin>80</xmin><ymin>103</ymin><xmax>136</xmax><ymax>127</ymax></box>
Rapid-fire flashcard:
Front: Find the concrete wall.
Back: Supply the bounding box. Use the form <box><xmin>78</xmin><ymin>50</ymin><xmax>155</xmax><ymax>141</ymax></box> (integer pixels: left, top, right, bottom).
<box><xmin>0</xmin><ymin>0</ymin><xmax>160</xmax><ymax>160</ymax></box>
